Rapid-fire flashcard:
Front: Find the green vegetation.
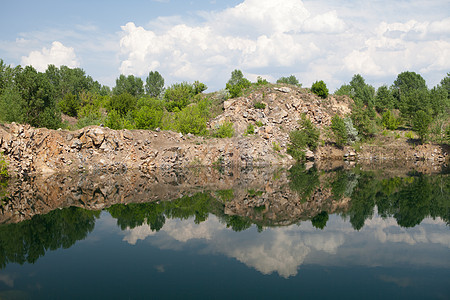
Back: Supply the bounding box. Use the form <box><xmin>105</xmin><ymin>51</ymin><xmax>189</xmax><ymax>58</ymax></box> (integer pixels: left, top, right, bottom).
<box><xmin>0</xmin><ymin>153</ymin><xmax>8</xmax><ymax>179</ymax></box>
<box><xmin>225</xmin><ymin>69</ymin><xmax>251</xmax><ymax>98</ymax></box>
<box><xmin>0</xmin><ymin>58</ymin><xmax>448</xmax><ymax>147</ymax></box>
<box><xmin>211</xmin><ymin>121</ymin><xmax>234</xmax><ymax>138</ymax></box>
<box><xmin>287</xmin><ymin>115</ymin><xmax>320</xmax><ymax>161</ymax></box>
<box><xmin>277</xmin><ymin>75</ymin><xmax>300</xmax><ymax>86</ymax></box>
<box><xmin>254</xmin><ymin>101</ymin><xmax>266</xmax><ymax>109</ymax></box>
<box><xmin>246</xmin><ymin>124</ymin><xmax>255</xmax><ymax>135</ymax></box>
<box><xmin>311</xmin><ymin>80</ymin><xmax>329</xmax><ymax>99</ymax></box>
<box><xmin>382</xmin><ymin>110</ymin><xmax>402</xmax><ymax>130</ymax></box>
<box><xmin>331</xmin><ymin>115</ymin><xmax>347</xmax><ymax>148</ymax></box>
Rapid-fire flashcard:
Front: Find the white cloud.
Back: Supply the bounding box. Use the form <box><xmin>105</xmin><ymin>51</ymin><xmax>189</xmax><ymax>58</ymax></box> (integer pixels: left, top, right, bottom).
<box><xmin>118</xmin><ymin>0</ymin><xmax>346</xmax><ymax>88</ymax></box>
<box><xmin>21</xmin><ymin>41</ymin><xmax>79</xmax><ymax>71</ymax></box>
<box><xmin>343</xmin><ymin>19</ymin><xmax>450</xmax><ymax>78</ymax></box>
<box><xmin>117</xmin><ymin>0</ymin><xmax>449</xmax><ymax>91</ymax></box>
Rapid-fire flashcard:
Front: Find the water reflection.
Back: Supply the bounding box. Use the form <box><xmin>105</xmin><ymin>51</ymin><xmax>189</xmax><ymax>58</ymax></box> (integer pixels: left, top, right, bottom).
<box><xmin>0</xmin><ymin>164</ymin><xmax>448</xmax><ymax>275</ymax></box>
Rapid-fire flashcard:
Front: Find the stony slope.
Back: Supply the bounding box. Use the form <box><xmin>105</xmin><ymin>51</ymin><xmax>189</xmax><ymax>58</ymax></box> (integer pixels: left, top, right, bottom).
<box><xmin>0</xmin><ymin>85</ymin><xmax>448</xmax><ymax>176</ymax></box>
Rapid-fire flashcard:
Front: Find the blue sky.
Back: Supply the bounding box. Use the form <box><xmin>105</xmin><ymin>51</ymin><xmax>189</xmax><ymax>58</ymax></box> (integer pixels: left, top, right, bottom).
<box><xmin>1</xmin><ymin>0</ymin><xmax>449</xmax><ymax>92</ymax></box>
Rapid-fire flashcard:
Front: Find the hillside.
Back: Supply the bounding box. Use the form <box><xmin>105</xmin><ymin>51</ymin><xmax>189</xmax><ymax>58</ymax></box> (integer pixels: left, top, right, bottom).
<box><xmin>0</xmin><ymin>84</ymin><xmax>448</xmax><ymax>177</ymax></box>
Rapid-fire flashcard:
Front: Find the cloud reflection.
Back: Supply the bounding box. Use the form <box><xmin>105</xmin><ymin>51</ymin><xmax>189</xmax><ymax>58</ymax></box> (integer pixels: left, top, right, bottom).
<box><xmin>122</xmin><ymin>214</ymin><xmax>449</xmax><ymax>278</ymax></box>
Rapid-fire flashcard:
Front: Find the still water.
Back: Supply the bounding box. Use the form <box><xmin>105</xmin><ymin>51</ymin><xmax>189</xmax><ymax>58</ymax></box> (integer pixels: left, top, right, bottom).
<box><xmin>0</xmin><ymin>164</ymin><xmax>449</xmax><ymax>299</ymax></box>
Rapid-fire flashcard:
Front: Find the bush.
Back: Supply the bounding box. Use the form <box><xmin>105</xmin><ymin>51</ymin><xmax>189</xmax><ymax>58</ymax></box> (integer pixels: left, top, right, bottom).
<box><xmin>344</xmin><ymin>117</ymin><xmax>359</xmax><ymax>143</ymax></box>
<box><xmin>212</xmin><ymin>121</ymin><xmax>234</xmax><ymax>138</ymax></box>
<box><xmin>256</xmin><ymin>76</ymin><xmax>269</xmax><ymax>85</ymax></box>
<box><xmin>382</xmin><ymin>110</ymin><xmax>402</xmax><ymax>130</ymax></box>
<box><xmin>287</xmin><ymin>115</ymin><xmax>320</xmax><ymax>161</ymax></box>
<box><xmin>412</xmin><ymin>110</ymin><xmax>432</xmax><ymax>143</ymax></box>
<box><xmin>134</xmin><ymin>106</ymin><xmax>164</xmax><ymax>130</ymax></box>
<box><xmin>246</xmin><ymin>124</ymin><xmax>255</xmax><ymax>135</ymax></box>
<box><xmin>193</xmin><ymin>81</ymin><xmax>207</xmax><ymax>94</ymax></box>
<box><xmin>175</xmin><ymin>105</ymin><xmax>207</xmax><ymax>135</ymax></box>
<box><xmin>0</xmin><ymin>153</ymin><xmax>8</xmax><ymax>179</ymax></box>
<box><xmin>311</xmin><ymin>80</ymin><xmax>329</xmax><ymax>99</ymax></box>
<box><xmin>164</xmin><ymin>82</ymin><xmax>195</xmax><ymax>112</ymax></box>
<box><xmin>254</xmin><ymin>102</ymin><xmax>266</xmax><ymax>109</ymax></box>
<box><xmin>108</xmin><ymin>92</ymin><xmax>136</xmax><ymax>116</ymax></box>
<box><xmin>226</xmin><ymin>70</ymin><xmax>251</xmax><ymax>98</ymax></box>
<box><xmin>331</xmin><ymin>115</ymin><xmax>348</xmax><ymax>148</ymax></box>
<box><xmin>277</xmin><ymin>75</ymin><xmax>300</xmax><ymax>86</ymax></box>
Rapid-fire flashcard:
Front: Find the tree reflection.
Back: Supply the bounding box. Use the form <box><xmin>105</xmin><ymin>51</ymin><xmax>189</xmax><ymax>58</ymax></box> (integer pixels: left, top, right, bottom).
<box><xmin>0</xmin><ymin>207</ymin><xmax>99</xmax><ymax>268</ymax></box>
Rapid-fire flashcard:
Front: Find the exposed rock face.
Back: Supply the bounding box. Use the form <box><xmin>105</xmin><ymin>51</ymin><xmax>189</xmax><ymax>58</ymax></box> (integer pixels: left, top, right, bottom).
<box><xmin>0</xmin><ymin>86</ymin><xmax>448</xmax><ymax>176</ymax></box>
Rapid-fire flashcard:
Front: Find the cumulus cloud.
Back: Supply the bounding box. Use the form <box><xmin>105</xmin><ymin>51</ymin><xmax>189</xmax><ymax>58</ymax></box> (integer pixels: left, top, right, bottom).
<box><xmin>118</xmin><ymin>0</ymin><xmax>346</xmax><ymax>88</ymax></box>
<box><xmin>343</xmin><ymin>19</ymin><xmax>450</xmax><ymax>77</ymax></box>
<box><xmin>21</xmin><ymin>41</ymin><xmax>79</xmax><ymax>71</ymax></box>
<box><xmin>116</xmin><ymin>0</ymin><xmax>449</xmax><ymax>91</ymax></box>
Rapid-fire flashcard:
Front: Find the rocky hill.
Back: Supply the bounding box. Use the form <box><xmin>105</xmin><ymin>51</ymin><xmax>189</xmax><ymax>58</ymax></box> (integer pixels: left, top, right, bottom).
<box><xmin>0</xmin><ymin>85</ymin><xmax>448</xmax><ymax>176</ymax></box>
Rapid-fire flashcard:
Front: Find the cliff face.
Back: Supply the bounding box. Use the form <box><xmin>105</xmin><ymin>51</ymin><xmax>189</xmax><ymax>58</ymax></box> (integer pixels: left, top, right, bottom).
<box><xmin>0</xmin><ymin>86</ymin><xmax>448</xmax><ymax>177</ymax></box>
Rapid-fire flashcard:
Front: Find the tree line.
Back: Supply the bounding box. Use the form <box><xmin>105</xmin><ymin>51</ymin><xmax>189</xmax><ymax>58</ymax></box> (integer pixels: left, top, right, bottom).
<box><xmin>0</xmin><ymin>59</ymin><xmax>449</xmax><ymax>144</ymax></box>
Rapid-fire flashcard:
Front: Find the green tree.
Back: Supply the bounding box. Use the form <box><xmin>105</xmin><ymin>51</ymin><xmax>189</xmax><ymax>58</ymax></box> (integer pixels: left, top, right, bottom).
<box><xmin>226</xmin><ymin>69</ymin><xmax>251</xmax><ymax>98</ymax></box>
<box><xmin>349</xmin><ymin>74</ymin><xmax>375</xmax><ymax>107</ymax></box>
<box><xmin>164</xmin><ymin>82</ymin><xmax>195</xmax><ymax>112</ymax></box>
<box><xmin>334</xmin><ymin>84</ymin><xmax>352</xmax><ymax>96</ymax></box>
<box><xmin>277</xmin><ymin>75</ymin><xmax>300</xmax><ymax>86</ymax></box>
<box><xmin>382</xmin><ymin>110</ymin><xmax>401</xmax><ymax>130</ymax></box>
<box><xmin>331</xmin><ymin>115</ymin><xmax>348</xmax><ymax>148</ymax></box>
<box><xmin>287</xmin><ymin>115</ymin><xmax>320</xmax><ymax>161</ymax></box>
<box><xmin>440</xmin><ymin>73</ymin><xmax>450</xmax><ymax>98</ymax></box>
<box><xmin>15</xmin><ymin>66</ymin><xmax>61</xmax><ymax>128</ymax></box>
<box><xmin>311</xmin><ymin>211</ymin><xmax>329</xmax><ymax>230</ymax></box>
<box><xmin>392</xmin><ymin>71</ymin><xmax>429</xmax><ymax>120</ymax></box>
<box><xmin>193</xmin><ymin>81</ymin><xmax>208</xmax><ymax>94</ymax></box>
<box><xmin>145</xmin><ymin>71</ymin><xmax>165</xmax><ymax>98</ymax></box>
<box><xmin>412</xmin><ymin>110</ymin><xmax>432</xmax><ymax>143</ymax></box>
<box><xmin>429</xmin><ymin>85</ymin><xmax>449</xmax><ymax>117</ymax></box>
<box><xmin>311</xmin><ymin>80</ymin><xmax>328</xmax><ymax>99</ymax></box>
<box><xmin>375</xmin><ymin>85</ymin><xmax>395</xmax><ymax>113</ymax></box>
<box><xmin>108</xmin><ymin>92</ymin><xmax>137</xmax><ymax>116</ymax></box>
<box><xmin>0</xmin><ymin>85</ymin><xmax>25</xmax><ymax>123</ymax></box>
<box><xmin>113</xmin><ymin>74</ymin><xmax>144</xmax><ymax>98</ymax></box>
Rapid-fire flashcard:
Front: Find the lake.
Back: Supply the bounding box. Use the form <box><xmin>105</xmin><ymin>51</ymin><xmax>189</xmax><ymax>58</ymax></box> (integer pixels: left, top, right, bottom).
<box><xmin>0</xmin><ymin>164</ymin><xmax>449</xmax><ymax>299</ymax></box>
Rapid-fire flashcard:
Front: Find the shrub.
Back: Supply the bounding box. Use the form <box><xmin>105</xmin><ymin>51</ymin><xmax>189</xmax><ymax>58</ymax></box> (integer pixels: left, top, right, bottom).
<box><xmin>311</xmin><ymin>80</ymin><xmax>329</xmax><ymax>99</ymax></box>
<box><xmin>331</xmin><ymin>115</ymin><xmax>348</xmax><ymax>148</ymax></box>
<box><xmin>0</xmin><ymin>153</ymin><xmax>8</xmax><ymax>179</ymax></box>
<box><xmin>344</xmin><ymin>117</ymin><xmax>359</xmax><ymax>143</ymax></box>
<box><xmin>272</xmin><ymin>141</ymin><xmax>281</xmax><ymax>152</ymax></box>
<box><xmin>254</xmin><ymin>102</ymin><xmax>266</xmax><ymax>109</ymax></box>
<box><xmin>212</xmin><ymin>121</ymin><xmax>234</xmax><ymax>138</ymax></box>
<box><xmin>193</xmin><ymin>81</ymin><xmax>207</xmax><ymax>94</ymax></box>
<box><xmin>246</xmin><ymin>124</ymin><xmax>255</xmax><ymax>135</ymax></box>
<box><xmin>58</xmin><ymin>93</ymin><xmax>80</xmax><ymax>117</ymax></box>
<box><xmin>382</xmin><ymin>110</ymin><xmax>401</xmax><ymax>130</ymax></box>
<box><xmin>412</xmin><ymin>110</ymin><xmax>432</xmax><ymax>143</ymax></box>
<box><xmin>134</xmin><ymin>106</ymin><xmax>164</xmax><ymax>130</ymax></box>
<box><xmin>164</xmin><ymin>82</ymin><xmax>195</xmax><ymax>112</ymax></box>
<box><xmin>287</xmin><ymin>115</ymin><xmax>320</xmax><ymax>161</ymax></box>
<box><xmin>277</xmin><ymin>75</ymin><xmax>300</xmax><ymax>86</ymax></box>
<box><xmin>108</xmin><ymin>92</ymin><xmax>136</xmax><ymax>116</ymax></box>
<box><xmin>256</xmin><ymin>76</ymin><xmax>269</xmax><ymax>85</ymax></box>
<box><xmin>175</xmin><ymin>105</ymin><xmax>207</xmax><ymax>135</ymax></box>
<box><xmin>226</xmin><ymin>70</ymin><xmax>251</xmax><ymax>98</ymax></box>
<box><xmin>255</xmin><ymin>121</ymin><xmax>263</xmax><ymax>127</ymax></box>
<box><xmin>405</xmin><ymin>131</ymin><xmax>415</xmax><ymax>139</ymax></box>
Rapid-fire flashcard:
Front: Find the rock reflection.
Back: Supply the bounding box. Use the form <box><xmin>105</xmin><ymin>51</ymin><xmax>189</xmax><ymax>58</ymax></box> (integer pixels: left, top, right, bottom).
<box><xmin>0</xmin><ymin>164</ymin><xmax>448</xmax><ymax>272</ymax></box>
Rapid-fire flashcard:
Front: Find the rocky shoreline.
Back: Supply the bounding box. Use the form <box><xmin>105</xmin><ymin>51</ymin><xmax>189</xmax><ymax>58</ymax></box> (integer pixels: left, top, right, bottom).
<box><xmin>0</xmin><ymin>85</ymin><xmax>448</xmax><ymax>176</ymax></box>
<box><xmin>0</xmin><ymin>121</ymin><xmax>448</xmax><ymax>177</ymax></box>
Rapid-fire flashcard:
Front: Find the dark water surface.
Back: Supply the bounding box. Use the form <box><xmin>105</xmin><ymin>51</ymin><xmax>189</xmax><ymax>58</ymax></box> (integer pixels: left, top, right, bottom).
<box><xmin>0</xmin><ymin>165</ymin><xmax>449</xmax><ymax>299</ymax></box>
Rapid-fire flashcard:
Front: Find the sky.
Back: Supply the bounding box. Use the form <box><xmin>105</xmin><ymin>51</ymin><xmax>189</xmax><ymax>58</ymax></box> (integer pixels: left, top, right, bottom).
<box><xmin>1</xmin><ymin>0</ymin><xmax>449</xmax><ymax>92</ymax></box>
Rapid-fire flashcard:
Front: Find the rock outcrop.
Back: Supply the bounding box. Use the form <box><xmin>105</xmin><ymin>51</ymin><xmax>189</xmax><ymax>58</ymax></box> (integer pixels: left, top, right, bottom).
<box><xmin>0</xmin><ymin>86</ymin><xmax>447</xmax><ymax>176</ymax></box>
